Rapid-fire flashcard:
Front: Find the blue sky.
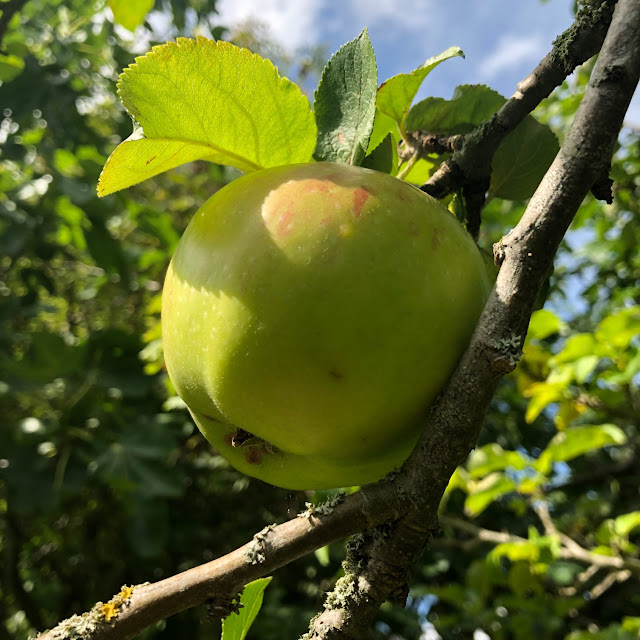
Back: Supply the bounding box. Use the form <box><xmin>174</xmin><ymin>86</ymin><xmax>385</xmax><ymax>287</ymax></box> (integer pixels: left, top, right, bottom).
<box><xmin>213</xmin><ymin>0</ymin><xmax>639</xmax><ymax>126</ymax></box>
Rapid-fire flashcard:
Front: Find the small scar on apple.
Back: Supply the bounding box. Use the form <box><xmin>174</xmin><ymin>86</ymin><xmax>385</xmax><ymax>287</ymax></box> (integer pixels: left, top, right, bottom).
<box><xmin>245</xmin><ymin>448</ymin><xmax>262</xmax><ymax>465</ymax></box>
<box><xmin>145</xmin><ymin>156</ymin><xmax>157</xmax><ymax>165</ymax></box>
<box><xmin>329</xmin><ymin>368</ymin><xmax>343</xmax><ymax>380</ymax></box>
<box><xmin>225</xmin><ymin>427</ymin><xmax>254</xmax><ymax>447</ymax></box>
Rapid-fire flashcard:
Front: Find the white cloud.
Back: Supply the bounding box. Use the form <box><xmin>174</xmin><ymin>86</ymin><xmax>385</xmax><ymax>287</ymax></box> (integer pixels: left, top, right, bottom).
<box><xmin>342</xmin><ymin>0</ymin><xmax>438</xmax><ymax>36</ymax></box>
<box><xmin>481</xmin><ymin>33</ymin><xmax>547</xmax><ymax>79</ymax></box>
<box><xmin>215</xmin><ymin>0</ymin><xmax>325</xmax><ymax>50</ymax></box>
<box><xmin>214</xmin><ymin>0</ymin><xmax>441</xmax><ymax>53</ymax></box>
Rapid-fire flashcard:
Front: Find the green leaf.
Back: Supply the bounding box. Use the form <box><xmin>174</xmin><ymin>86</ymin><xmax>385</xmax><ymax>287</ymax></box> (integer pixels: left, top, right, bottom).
<box><xmin>490</xmin><ymin>115</ymin><xmax>559</xmax><ymax>200</ymax></box>
<box><xmin>465</xmin><ymin>473</ymin><xmax>516</xmax><ymax>516</ymax></box>
<box><xmin>0</xmin><ymin>53</ymin><xmax>25</xmax><ymax>82</ymax></box>
<box><xmin>108</xmin><ymin>0</ymin><xmax>155</xmax><ymax>31</ymax></box>
<box><xmin>528</xmin><ymin>309</ymin><xmax>566</xmax><ymax>341</ymax></box>
<box><xmin>314</xmin><ymin>545</ymin><xmax>331</xmax><ymax>567</ymax></box>
<box><xmin>221</xmin><ymin>577</ymin><xmax>273</xmax><ymax>640</ymax></box>
<box><xmin>535</xmin><ymin>424</ymin><xmax>627</xmax><ymax>474</ymax></box>
<box><xmin>490</xmin><ymin>541</ymin><xmax>540</xmax><ymax>563</ymax></box>
<box><xmin>607</xmin><ymin>350</ymin><xmax>640</xmax><ymax>386</ymax></box>
<box><xmin>377</xmin><ymin>46</ymin><xmax>464</xmax><ymax>129</ymax></box>
<box><xmin>406</xmin><ymin>84</ymin><xmax>505</xmax><ymax>134</ymax></box>
<box><xmin>612</xmin><ymin>511</ymin><xmax>640</xmax><ymax>538</ymax></box>
<box><xmin>98</xmin><ymin>38</ymin><xmax>316</xmax><ymax>196</ymax></box>
<box><xmin>313</xmin><ymin>29</ymin><xmax>377</xmax><ymax>166</ymax></box>
<box><xmin>402</xmin><ymin>157</ymin><xmax>440</xmax><ymax>185</ymax></box>
<box><xmin>551</xmin><ymin>334</ymin><xmax>598</xmax><ymax>365</ymax></box>
<box><xmin>524</xmin><ymin>381</ymin><xmax>567</xmax><ymax>423</ymax></box>
<box><xmin>596</xmin><ymin>307</ymin><xmax>640</xmax><ymax>350</ymax></box>
<box><xmin>361</xmin><ymin>133</ymin><xmax>397</xmax><ymax>175</ymax></box>
<box><xmin>466</xmin><ymin>443</ymin><xmax>527</xmax><ymax>479</ymax></box>
<box><xmin>366</xmin><ymin>108</ymin><xmax>398</xmax><ymax>154</ymax></box>
<box><xmin>573</xmin><ymin>355</ymin><xmax>599</xmax><ymax>384</ymax></box>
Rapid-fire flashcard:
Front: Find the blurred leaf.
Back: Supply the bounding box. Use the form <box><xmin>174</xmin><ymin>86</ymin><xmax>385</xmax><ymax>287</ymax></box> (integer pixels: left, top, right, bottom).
<box><xmin>528</xmin><ymin>309</ymin><xmax>566</xmax><ymax>341</ymax></box>
<box><xmin>465</xmin><ymin>473</ymin><xmax>516</xmax><ymax>516</ymax></box>
<box><xmin>596</xmin><ymin>307</ymin><xmax>640</xmax><ymax>350</ymax></box>
<box><xmin>377</xmin><ymin>46</ymin><xmax>464</xmax><ymax>129</ymax></box>
<box><xmin>108</xmin><ymin>0</ymin><xmax>155</xmax><ymax>31</ymax></box>
<box><xmin>313</xmin><ymin>29</ymin><xmax>377</xmax><ymax>166</ymax></box>
<box><xmin>98</xmin><ymin>38</ymin><xmax>316</xmax><ymax>196</ymax></box>
<box><xmin>0</xmin><ymin>53</ymin><xmax>25</xmax><ymax>82</ymax></box>
<box><xmin>524</xmin><ymin>380</ymin><xmax>567</xmax><ymax>423</ymax></box>
<box><xmin>466</xmin><ymin>443</ymin><xmax>527</xmax><ymax>478</ymax></box>
<box><xmin>551</xmin><ymin>334</ymin><xmax>598</xmax><ymax>365</ymax></box>
<box><xmin>535</xmin><ymin>424</ymin><xmax>627</xmax><ymax>474</ymax></box>
<box><xmin>314</xmin><ymin>545</ymin><xmax>331</xmax><ymax>567</ymax></box>
<box><xmin>221</xmin><ymin>577</ymin><xmax>273</xmax><ymax>640</ymax></box>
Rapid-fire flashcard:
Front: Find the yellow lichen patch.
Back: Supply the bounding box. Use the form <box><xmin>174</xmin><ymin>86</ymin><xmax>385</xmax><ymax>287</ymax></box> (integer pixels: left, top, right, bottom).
<box><xmin>101</xmin><ymin>602</ymin><xmax>119</xmax><ymax>621</ymax></box>
<box><xmin>119</xmin><ymin>584</ymin><xmax>135</xmax><ymax>601</ymax></box>
<box><xmin>99</xmin><ymin>584</ymin><xmax>136</xmax><ymax>622</ymax></box>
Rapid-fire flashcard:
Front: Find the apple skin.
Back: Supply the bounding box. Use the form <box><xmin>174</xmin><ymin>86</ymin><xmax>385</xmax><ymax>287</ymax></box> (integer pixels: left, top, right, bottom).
<box><xmin>162</xmin><ymin>162</ymin><xmax>490</xmax><ymax>490</ymax></box>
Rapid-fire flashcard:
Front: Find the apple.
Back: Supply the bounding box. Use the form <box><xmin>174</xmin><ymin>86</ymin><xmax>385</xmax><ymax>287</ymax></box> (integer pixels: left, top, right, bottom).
<box><xmin>162</xmin><ymin>162</ymin><xmax>490</xmax><ymax>490</ymax></box>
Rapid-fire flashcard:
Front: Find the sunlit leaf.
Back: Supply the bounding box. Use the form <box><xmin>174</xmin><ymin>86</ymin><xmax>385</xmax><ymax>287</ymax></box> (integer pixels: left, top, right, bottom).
<box><xmin>466</xmin><ymin>443</ymin><xmax>528</xmax><ymax>479</ymax></box>
<box><xmin>221</xmin><ymin>577</ymin><xmax>273</xmax><ymax>640</ymax></box>
<box><xmin>0</xmin><ymin>53</ymin><xmax>25</xmax><ymax>82</ymax></box>
<box><xmin>465</xmin><ymin>473</ymin><xmax>515</xmax><ymax>516</ymax></box>
<box><xmin>108</xmin><ymin>0</ymin><xmax>154</xmax><ymax>31</ymax></box>
<box><xmin>527</xmin><ymin>309</ymin><xmax>566</xmax><ymax>341</ymax></box>
<box><xmin>366</xmin><ymin>108</ymin><xmax>398</xmax><ymax>154</ymax></box>
<box><xmin>377</xmin><ymin>46</ymin><xmax>464</xmax><ymax>129</ymax></box>
<box><xmin>98</xmin><ymin>38</ymin><xmax>316</xmax><ymax>196</ymax></box>
<box><xmin>535</xmin><ymin>424</ymin><xmax>627</xmax><ymax>474</ymax></box>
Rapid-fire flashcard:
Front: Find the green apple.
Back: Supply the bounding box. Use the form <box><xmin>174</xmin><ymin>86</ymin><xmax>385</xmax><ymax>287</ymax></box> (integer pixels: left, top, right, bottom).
<box><xmin>162</xmin><ymin>162</ymin><xmax>490</xmax><ymax>490</ymax></box>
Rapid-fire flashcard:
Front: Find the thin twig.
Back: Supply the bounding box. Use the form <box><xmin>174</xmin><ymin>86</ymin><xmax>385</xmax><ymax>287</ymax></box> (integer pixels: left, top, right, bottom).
<box><xmin>440</xmin><ymin>515</ymin><xmax>640</xmax><ymax>575</ymax></box>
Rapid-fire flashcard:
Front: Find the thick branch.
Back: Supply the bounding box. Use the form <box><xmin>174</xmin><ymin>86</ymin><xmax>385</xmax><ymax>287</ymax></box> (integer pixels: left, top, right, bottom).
<box><xmin>36</xmin><ymin>482</ymin><xmax>409</xmax><ymax>640</ymax></box>
<box><xmin>306</xmin><ymin>0</ymin><xmax>640</xmax><ymax>637</ymax></box>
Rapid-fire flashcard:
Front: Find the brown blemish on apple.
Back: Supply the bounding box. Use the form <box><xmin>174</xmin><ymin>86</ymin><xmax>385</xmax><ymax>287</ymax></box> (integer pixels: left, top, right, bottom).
<box><xmin>224</xmin><ymin>432</ymin><xmax>235</xmax><ymax>447</ymax></box>
<box><xmin>145</xmin><ymin>156</ymin><xmax>157</xmax><ymax>165</ymax></box>
<box><xmin>329</xmin><ymin>368</ymin><xmax>343</xmax><ymax>380</ymax></box>
<box><xmin>352</xmin><ymin>187</ymin><xmax>370</xmax><ymax>219</ymax></box>
<box><xmin>246</xmin><ymin>448</ymin><xmax>262</xmax><ymax>465</ymax></box>
<box><xmin>409</xmin><ymin>221</ymin><xmax>420</xmax><ymax>236</ymax></box>
<box><xmin>202</xmin><ymin>412</ymin><xmax>221</xmax><ymax>423</ymax></box>
<box><xmin>431</xmin><ymin>227</ymin><xmax>442</xmax><ymax>249</ymax></box>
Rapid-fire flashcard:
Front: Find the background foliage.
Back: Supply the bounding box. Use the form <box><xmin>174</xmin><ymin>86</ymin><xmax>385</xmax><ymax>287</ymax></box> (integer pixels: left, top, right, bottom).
<box><xmin>0</xmin><ymin>2</ymin><xmax>638</xmax><ymax>639</ymax></box>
